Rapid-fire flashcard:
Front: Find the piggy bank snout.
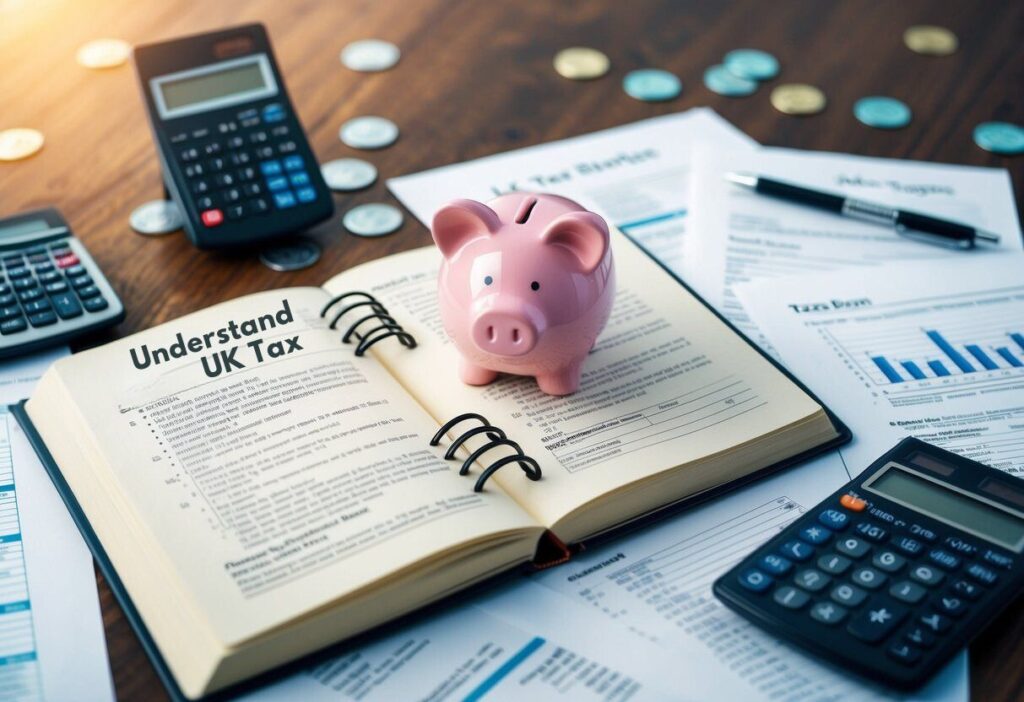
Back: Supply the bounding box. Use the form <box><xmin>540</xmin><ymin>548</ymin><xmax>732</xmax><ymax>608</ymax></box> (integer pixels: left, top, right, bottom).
<box><xmin>471</xmin><ymin>310</ymin><xmax>538</xmax><ymax>356</ymax></box>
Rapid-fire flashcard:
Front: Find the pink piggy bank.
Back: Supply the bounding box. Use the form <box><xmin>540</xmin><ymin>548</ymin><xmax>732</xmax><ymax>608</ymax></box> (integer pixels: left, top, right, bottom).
<box><xmin>431</xmin><ymin>192</ymin><xmax>615</xmax><ymax>396</ymax></box>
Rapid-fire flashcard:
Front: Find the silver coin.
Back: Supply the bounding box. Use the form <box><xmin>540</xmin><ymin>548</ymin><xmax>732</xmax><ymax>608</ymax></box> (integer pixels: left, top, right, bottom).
<box><xmin>339</xmin><ymin>116</ymin><xmax>399</xmax><ymax>150</ymax></box>
<box><xmin>343</xmin><ymin>203</ymin><xmax>404</xmax><ymax>237</ymax></box>
<box><xmin>321</xmin><ymin>158</ymin><xmax>378</xmax><ymax>191</ymax></box>
<box><xmin>259</xmin><ymin>240</ymin><xmax>321</xmax><ymax>271</ymax></box>
<box><xmin>130</xmin><ymin>200</ymin><xmax>183</xmax><ymax>235</ymax></box>
<box><xmin>340</xmin><ymin>39</ymin><xmax>400</xmax><ymax>72</ymax></box>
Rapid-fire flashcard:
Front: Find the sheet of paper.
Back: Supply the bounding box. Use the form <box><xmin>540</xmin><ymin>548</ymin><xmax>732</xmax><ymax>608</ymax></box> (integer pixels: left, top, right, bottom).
<box><xmin>686</xmin><ymin>146</ymin><xmax>1023</xmax><ymax>353</ymax></box>
<box><xmin>736</xmin><ymin>255</ymin><xmax>1024</xmax><ymax>480</ymax></box>
<box><xmin>528</xmin><ymin>454</ymin><xmax>968</xmax><ymax>702</ymax></box>
<box><xmin>388</xmin><ymin>107</ymin><xmax>756</xmax><ymax>281</ymax></box>
<box><xmin>0</xmin><ymin>349</ymin><xmax>114</xmax><ymax>702</ymax></box>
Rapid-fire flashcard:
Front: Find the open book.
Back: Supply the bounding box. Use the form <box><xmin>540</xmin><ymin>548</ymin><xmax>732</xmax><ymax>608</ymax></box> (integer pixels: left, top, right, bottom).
<box><xmin>17</xmin><ymin>231</ymin><xmax>846</xmax><ymax>699</ymax></box>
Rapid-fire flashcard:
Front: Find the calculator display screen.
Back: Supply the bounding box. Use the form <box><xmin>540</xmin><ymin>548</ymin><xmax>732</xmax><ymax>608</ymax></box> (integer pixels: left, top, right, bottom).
<box><xmin>151</xmin><ymin>55</ymin><xmax>277</xmax><ymax>120</ymax></box>
<box><xmin>868</xmin><ymin>466</ymin><xmax>1024</xmax><ymax>552</ymax></box>
<box><xmin>0</xmin><ymin>218</ymin><xmax>49</xmax><ymax>238</ymax></box>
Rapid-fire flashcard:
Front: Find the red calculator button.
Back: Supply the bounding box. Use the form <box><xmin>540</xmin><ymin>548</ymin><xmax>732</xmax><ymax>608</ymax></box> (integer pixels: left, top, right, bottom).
<box><xmin>840</xmin><ymin>494</ymin><xmax>867</xmax><ymax>512</ymax></box>
<box><xmin>55</xmin><ymin>254</ymin><xmax>80</xmax><ymax>269</ymax></box>
<box><xmin>201</xmin><ymin>209</ymin><xmax>224</xmax><ymax>227</ymax></box>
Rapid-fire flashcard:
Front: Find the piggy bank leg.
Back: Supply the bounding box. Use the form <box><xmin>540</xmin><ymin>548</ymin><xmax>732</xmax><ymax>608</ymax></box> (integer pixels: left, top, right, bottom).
<box><xmin>536</xmin><ymin>360</ymin><xmax>584</xmax><ymax>396</ymax></box>
<box><xmin>459</xmin><ymin>358</ymin><xmax>499</xmax><ymax>386</ymax></box>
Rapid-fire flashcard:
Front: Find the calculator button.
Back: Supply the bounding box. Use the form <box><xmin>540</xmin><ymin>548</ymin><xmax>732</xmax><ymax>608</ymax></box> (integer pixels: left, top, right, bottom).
<box><xmin>238</xmin><ymin>167</ymin><xmax>258</xmax><ymax>181</ymax></box>
<box><xmin>214</xmin><ymin>173</ymin><xmax>235</xmax><ymax>187</ymax></box>
<box><xmin>241</xmin><ymin>117</ymin><xmax>260</xmax><ymax>128</ymax></box>
<box><xmin>192</xmin><ymin>180</ymin><xmax>210</xmax><ymax>194</ymax></box>
<box><xmin>780</xmin><ymin>540</ymin><xmax>814</xmax><ymax>562</ymax></box>
<box><xmin>839</xmin><ymin>494</ymin><xmax>867</xmax><ymax>512</ymax></box>
<box><xmin>847</xmin><ymin>597</ymin><xmax>907</xmax><ymax>643</ymax></box>
<box><xmin>256</xmin><ymin>146</ymin><xmax>275</xmax><ymax>159</ymax></box>
<box><xmin>851</xmin><ymin>566</ymin><xmax>886</xmax><ymax>590</ymax></box>
<box><xmin>13</xmin><ymin>278</ymin><xmax>37</xmax><ymax>291</ymax></box>
<box><xmin>296</xmin><ymin>187</ymin><xmax>317</xmax><ymax>203</ymax></box>
<box><xmin>0</xmin><ymin>294</ymin><xmax>15</xmax><ymax>306</ymax></box>
<box><xmin>227</xmin><ymin>205</ymin><xmax>245</xmax><ymax>220</ymax></box>
<box><xmin>192</xmin><ymin>128</ymin><xmax>209</xmax><ymax>140</ymax></box>
<box><xmin>910</xmin><ymin>564</ymin><xmax>944</xmax><ymax>586</ymax></box>
<box><xmin>170</xmin><ymin>132</ymin><xmax>188</xmax><ymax>144</ymax></box>
<box><xmin>738</xmin><ymin>568</ymin><xmax>773</xmax><ymax>593</ymax></box>
<box><xmin>935</xmin><ymin>594</ymin><xmax>966</xmax><ymax>617</ymax></box>
<box><xmin>927</xmin><ymin>549</ymin><xmax>961</xmax><ymax>571</ymax></box>
<box><xmin>278</xmin><ymin>141</ymin><xmax>298</xmax><ymax>154</ymax></box>
<box><xmin>889</xmin><ymin>580</ymin><xmax>927</xmax><ymax>604</ymax></box>
<box><xmin>908</xmin><ymin>524</ymin><xmax>938</xmax><ymax>542</ymax></box>
<box><xmin>262</xmin><ymin>103</ymin><xmax>285</xmax><ymax>122</ymax></box>
<box><xmin>204</xmin><ymin>142</ymin><xmax>221</xmax><ymax>156</ymax></box>
<box><xmin>0</xmin><ymin>305</ymin><xmax>21</xmax><ymax>320</ymax></box>
<box><xmin>201</xmin><ymin>209</ymin><xmax>224</xmax><ymax>227</ymax></box>
<box><xmin>227</xmin><ymin>136</ymin><xmax>244</xmax><ymax>150</ymax></box>
<box><xmin>831</xmin><ymin>583</ymin><xmax>867</xmax><ymax>607</ymax></box>
<box><xmin>34</xmin><ymin>264</ymin><xmax>54</xmax><ymax>275</ymax></box>
<box><xmin>818</xmin><ymin>509</ymin><xmax>850</xmax><ymax>531</ymax></box>
<box><xmin>250</xmin><ymin>198</ymin><xmax>270</xmax><ymax>215</ymax></box>
<box><xmin>25</xmin><ymin>246</ymin><xmax>46</xmax><ymax>256</ymax></box>
<box><xmin>943</xmin><ymin>537</ymin><xmax>977</xmax><ymax>556</ymax></box>
<box><xmin>290</xmin><ymin>171</ymin><xmax>311</xmax><ymax>187</ymax></box>
<box><xmin>887</xmin><ymin>642</ymin><xmax>921</xmax><ymax>666</ymax></box>
<box><xmin>231</xmin><ymin>152</ymin><xmax>252</xmax><ymax>166</ymax></box>
<box><xmin>76</xmin><ymin>285</ymin><xmax>100</xmax><ymax>300</ymax></box>
<box><xmin>271</xmin><ymin>125</ymin><xmax>290</xmax><ymax>137</ymax></box>
<box><xmin>835</xmin><ymin>536</ymin><xmax>870</xmax><ymax>558</ymax></box>
<box><xmin>44</xmin><ymin>281</ymin><xmax>68</xmax><ymax>294</ymax></box>
<box><xmin>55</xmin><ymin>254</ymin><xmax>79</xmax><ymax>269</ymax></box>
<box><xmin>919</xmin><ymin>610</ymin><xmax>952</xmax><ymax>633</ymax></box>
<box><xmin>38</xmin><ymin>271</ymin><xmax>61</xmax><ymax>284</ymax></box>
<box><xmin>794</xmin><ymin>568</ymin><xmax>831</xmax><ymax>592</ymax></box>
<box><xmin>23</xmin><ymin>300</ymin><xmax>51</xmax><ymax>315</ymax></box>
<box><xmin>759</xmin><ymin>554</ymin><xmax>792</xmax><ymax>576</ymax></box>
<box><xmin>6</xmin><ymin>267</ymin><xmax>29</xmax><ymax>279</ymax></box>
<box><xmin>283</xmin><ymin>155</ymin><xmax>304</xmax><ymax>171</ymax></box>
<box><xmin>904</xmin><ymin>625</ymin><xmax>936</xmax><ymax>648</ymax></box>
<box><xmin>83</xmin><ymin>296</ymin><xmax>109</xmax><ymax>313</ymax></box>
<box><xmin>818</xmin><ymin>553</ymin><xmax>852</xmax><ymax>575</ymax></box>
<box><xmin>799</xmin><ymin>525</ymin><xmax>831</xmax><ymax>545</ymax></box>
<box><xmin>951</xmin><ymin>579</ymin><xmax>983</xmax><ymax>600</ymax></box>
<box><xmin>70</xmin><ymin>275</ymin><xmax>93</xmax><ymax>289</ymax></box>
<box><xmin>773</xmin><ymin>586</ymin><xmax>809</xmax><ymax>609</ymax></box>
<box><xmin>855</xmin><ymin>522</ymin><xmax>888</xmax><ymax>542</ymax></box>
<box><xmin>238</xmin><ymin>107</ymin><xmax>258</xmax><ymax>120</ymax></box>
<box><xmin>273</xmin><ymin>192</ymin><xmax>297</xmax><ymax>209</ymax></box>
<box><xmin>51</xmin><ymin>292</ymin><xmax>82</xmax><ymax>319</ymax></box>
<box><xmin>0</xmin><ymin>285</ymin><xmax>10</xmax><ymax>295</ymax></box>
<box><xmin>208</xmin><ymin>157</ymin><xmax>226</xmax><ymax>172</ymax></box>
<box><xmin>184</xmin><ymin>163</ymin><xmax>205</xmax><ymax>178</ymax></box>
<box><xmin>966</xmin><ymin>563</ymin><xmax>998</xmax><ymax>585</ymax></box>
<box><xmin>49</xmin><ymin>244</ymin><xmax>71</xmax><ymax>255</ymax></box>
<box><xmin>260</xmin><ymin>160</ymin><xmax>283</xmax><ymax>177</ymax></box>
<box><xmin>267</xmin><ymin>176</ymin><xmax>289</xmax><ymax>191</ymax></box>
<box><xmin>809</xmin><ymin>601</ymin><xmax>847</xmax><ymax>625</ymax></box>
<box><xmin>0</xmin><ymin>317</ymin><xmax>27</xmax><ymax>334</ymax></box>
<box><xmin>18</xmin><ymin>288</ymin><xmax>42</xmax><ymax>303</ymax></box>
<box><xmin>180</xmin><ymin>147</ymin><xmax>199</xmax><ymax>161</ymax></box>
<box><xmin>2</xmin><ymin>254</ymin><xmax>23</xmax><ymax>264</ymax></box>
<box><xmin>242</xmin><ymin>183</ymin><xmax>263</xmax><ymax>197</ymax></box>
<box><xmin>28</xmin><ymin>310</ymin><xmax>57</xmax><ymax>327</ymax></box>
<box><xmin>981</xmin><ymin>549</ymin><xmax>1012</xmax><ymax>570</ymax></box>
<box><xmin>250</xmin><ymin>131</ymin><xmax>269</xmax><ymax>144</ymax></box>
<box><xmin>871</xmin><ymin>550</ymin><xmax>905</xmax><ymax>573</ymax></box>
<box><xmin>223</xmin><ymin>188</ymin><xmax>242</xmax><ymax>203</ymax></box>
<box><xmin>893</xmin><ymin>536</ymin><xmax>924</xmax><ymax>556</ymax></box>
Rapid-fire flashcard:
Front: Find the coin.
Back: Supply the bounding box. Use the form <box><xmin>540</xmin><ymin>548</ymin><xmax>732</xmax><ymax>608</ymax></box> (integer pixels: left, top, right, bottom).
<box><xmin>340</xmin><ymin>39</ymin><xmax>400</xmax><ymax>72</ymax></box>
<box><xmin>723</xmin><ymin>49</ymin><xmax>779</xmax><ymax>81</ymax></box>
<box><xmin>854</xmin><ymin>96</ymin><xmax>912</xmax><ymax>129</ymax></box>
<box><xmin>973</xmin><ymin>122</ymin><xmax>1024</xmax><ymax>155</ymax></box>
<box><xmin>259</xmin><ymin>239</ymin><xmax>321</xmax><ymax>271</ymax></box>
<box><xmin>130</xmin><ymin>200</ymin><xmax>183</xmax><ymax>236</ymax></box>
<box><xmin>0</xmin><ymin>128</ymin><xmax>44</xmax><ymax>161</ymax></box>
<box><xmin>321</xmin><ymin>158</ymin><xmax>378</xmax><ymax>191</ymax></box>
<box><xmin>703</xmin><ymin>64</ymin><xmax>757</xmax><ymax>97</ymax></box>
<box><xmin>903</xmin><ymin>26</ymin><xmax>958</xmax><ymax>56</ymax></box>
<box><xmin>553</xmin><ymin>47</ymin><xmax>610</xmax><ymax>80</ymax></box>
<box><xmin>339</xmin><ymin>116</ymin><xmax>399</xmax><ymax>150</ymax></box>
<box><xmin>76</xmin><ymin>38</ymin><xmax>132</xmax><ymax>69</ymax></box>
<box><xmin>343</xmin><ymin>203</ymin><xmax>404</xmax><ymax>237</ymax></box>
<box><xmin>770</xmin><ymin>83</ymin><xmax>826</xmax><ymax>116</ymax></box>
<box><xmin>622</xmin><ymin>69</ymin><xmax>682</xmax><ymax>102</ymax></box>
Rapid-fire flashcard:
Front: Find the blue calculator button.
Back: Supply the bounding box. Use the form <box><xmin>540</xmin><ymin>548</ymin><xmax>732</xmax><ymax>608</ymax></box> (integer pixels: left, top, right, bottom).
<box><xmin>296</xmin><ymin>187</ymin><xmax>317</xmax><ymax>203</ymax></box>
<box><xmin>780</xmin><ymin>540</ymin><xmax>814</xmax><ymax>562</ymax></box>
<box><xmin>943</xmin><ymin>537</ymin><xmax>977</xmax><ymax>556</ymax></box>
<box><xmin>966</xmin><ymin>563</ymin><xmax>998</xmax><ymax>585</ymax></box>
<box><xmin>738</xmin><ymin>568</ymin><xmax>773</xmax><ymax>593</ymax></box>
<box><xmin>893</xmin><ymin>536</ymin><xmax>924</xmax><ymax>556</ymax></box>
<box><xmin>855</xmin><ymin>522</ymin><xmax>888</xmax><ymax>542</ymax></box>
<box><xmin>273</xmin><ymin>192</ymin><xmax>297</xmax><ymax>209</ymax></box>
<box><xmin>262</xmin><ymin>103</ymin><xmax>286</xmax><ymax>122</ymax></box>
<box><xmin>759</xmin><ymin>554</ymin><xmax>792</xmax><ymax>576</ymax></box>
<box><xmin>289</xmin><ymin>171</ymin><xmax>311</xmax><ymax>187</ymax></box>
<box><xmin>267</xmin><ymin>176</ymin><xmax>289</xmax><ymax>192</ymax></box>
<box><xmin>927</xmin><ymin>549</ymin><xmax>961</xmax><ymax>571</ymax></box>
<box><xmin>818</xmin><ymin>509</ymin><xmax>849</xmax><ymax>531</ymax></box>
<box><xmin>260</xmin><ymin>160</ymin><xmax>283</xmax><ymax>176</ymax></box>
<box><xmin>799</xmin><ymin>524</ymin><xmax>831</xmax><ymax>545</ymax></box>
<box><xmin>981</xmin><ymin>549</ymin><xmax>1012</xmax><ymax>570</ymax></box>
<box><xmin>283</xmin><ymin>155</ymin><xmax>304</xmax><ymax>171</ymax></box>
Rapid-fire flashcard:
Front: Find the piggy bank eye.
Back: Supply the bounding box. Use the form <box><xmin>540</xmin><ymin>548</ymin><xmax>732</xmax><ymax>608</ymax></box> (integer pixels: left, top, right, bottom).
<box><xmin>530</xmin><ymin>281</ymin><xmax>540</xmax><ymax>291</ymax></box>
<box><xmin>484</xmin><ymin>275</ymin><xmax>494</xmax><ymax>286</ymax></box>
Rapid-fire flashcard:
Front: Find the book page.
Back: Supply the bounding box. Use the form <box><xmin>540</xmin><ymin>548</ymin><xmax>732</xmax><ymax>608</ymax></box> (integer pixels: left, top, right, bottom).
<box><xmin>26</xmin><ymin>288</ymin><xmax>540</xmax><ymax>650</ymax></box>
<box><xmin>322</xmin><ymin>238</ymin><xmax>830</xmax><ymax>536</ymax></box>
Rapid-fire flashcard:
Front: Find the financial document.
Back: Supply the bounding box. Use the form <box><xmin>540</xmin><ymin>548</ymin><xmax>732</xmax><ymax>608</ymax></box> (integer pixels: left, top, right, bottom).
<box><xmin>685</xmin><ymin>146</ymin><xmax>1023</xmax><ymax>351</ymax></box>
<box><xmin>737</xmin><ymin>255</ymin><xmax>1024</xmax><ymax>479</ymax></box>
<box><xmin>0</xmin><ymin>349</ymin><xmax>113</xmax><ymax>702</ymax></box>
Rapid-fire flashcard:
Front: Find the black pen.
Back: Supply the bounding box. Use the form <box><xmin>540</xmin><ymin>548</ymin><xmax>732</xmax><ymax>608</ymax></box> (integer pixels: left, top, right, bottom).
<box><xmin>725</xmin><ymin>172</ymin><xmax>1001</xmax><ymax>249</ymax></box>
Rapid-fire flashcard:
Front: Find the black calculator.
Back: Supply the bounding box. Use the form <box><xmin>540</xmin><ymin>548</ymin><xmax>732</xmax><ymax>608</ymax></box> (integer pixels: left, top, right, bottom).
<box><xmin>714</xmin><ymin>438</ymin><xmax>1024</xmax><ymax>690</ymax></box>
<box><xmin>0</xmin><ymin>208</ymin><xmax>124</xmax><ymax>357</ymax></box>
<box><xmin>133</xmin><ymin>24</ymin><xmax>333</xmax><ymax>249</ymax></box>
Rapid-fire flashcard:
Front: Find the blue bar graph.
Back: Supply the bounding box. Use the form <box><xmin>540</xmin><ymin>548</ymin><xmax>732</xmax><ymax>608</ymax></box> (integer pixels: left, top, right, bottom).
<box><xmin>1012</xmin><ymin>333</ymin><xmax>1024</xmax><ymax>353</ymax></box>
<box><xmin>965</xmin><ymin>345</ymin><xmax>998</xmax><ymax>370</ymax></box>
<box><xmin>996</xmin><ymin>347</ymin><xmax>1023</xmax><ymax>368</ymax></box>
<box><xmin>928</xmin><ymin>360</ymin><xmax>951</xmax><ymax>377</ymax></box>
<box><xmin>900</xmin><ymin>361</ymin><xmax>926</xmax><ymax>380</ymax></box>
<box><xmin>926</xmin><ymin>330</ymin><xmax>975</xmax><ymax>373</ymax></box>
<box><xmin>872</xmin><ymin>356</ymin><xmax>903</xmax><ymax>383</ymax></box>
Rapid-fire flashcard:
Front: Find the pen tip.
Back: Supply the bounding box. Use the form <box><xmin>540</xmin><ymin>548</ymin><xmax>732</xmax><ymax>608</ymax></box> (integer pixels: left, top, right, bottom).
<box><xmin>974</xmin><ymin>229</ymin><xmax>1001</xmax><ymax>245</ymax></box>
<box><xmin>725</xmin><ymin>172</ymin><xmax>757</xmax><ymax>188</ymax></box>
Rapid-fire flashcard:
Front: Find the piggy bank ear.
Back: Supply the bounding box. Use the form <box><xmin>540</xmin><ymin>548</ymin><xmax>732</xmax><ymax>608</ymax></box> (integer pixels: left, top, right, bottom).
<box><xmin>539</xmin><ymin>212</ymin><xmax>609</xmax><ymax>274</ymax></box>
<box><xmin>431</xmin><ymin>199</ymin><xmax>501</xmax><ymax>259</ymax></box>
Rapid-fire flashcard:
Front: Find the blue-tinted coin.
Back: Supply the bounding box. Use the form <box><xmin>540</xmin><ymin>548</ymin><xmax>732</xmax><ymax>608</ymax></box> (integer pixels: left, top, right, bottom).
<box><xmin>973</xmin><ymin>122</ymin><xmax>1024</xmax><ymax>155</ymax></box>
<box><xmin>853</xmin><ymin>96</ymin><xmax>912</xmax><ymax>129</ymax></box>
<box><xmin>723</xmin><ymin>49</ymin><xmax>780</xmax><ymax>80</ymax></box>
<box><xmin>703</xmin><ymin>64</ymin><xmax>758</xmax><ymax>97</ymax></box>
<box><xmin>622</xmin><ymin>69</ymin><xmax>682</xmax><ymax>102</ymax></box>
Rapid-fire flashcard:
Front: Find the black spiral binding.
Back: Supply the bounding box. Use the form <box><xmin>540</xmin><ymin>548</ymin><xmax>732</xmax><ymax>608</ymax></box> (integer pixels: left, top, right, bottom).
<box><xmin>430</xmin><ymin>413</ymin><xmax>542</xmax><ymax>492</ymax></box>
<box><xmin>320</xmin><ymin>291</ymin><xmax>417</xmax><ymax>356</ymax></box>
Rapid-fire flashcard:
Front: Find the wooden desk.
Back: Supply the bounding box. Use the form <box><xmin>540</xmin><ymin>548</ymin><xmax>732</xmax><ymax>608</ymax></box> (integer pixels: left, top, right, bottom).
<box><xmin>1</xmin><ymin>0</ymin><xmax>1022</xmax><ymax>698</ymax></box>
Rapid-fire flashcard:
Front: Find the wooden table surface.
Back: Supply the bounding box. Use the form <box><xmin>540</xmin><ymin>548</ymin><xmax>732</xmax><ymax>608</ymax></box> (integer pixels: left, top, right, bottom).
<box><xmin>2</xmin><ymin>0</ymin><xmax>1022</xmax><ymax>699</ymax></box>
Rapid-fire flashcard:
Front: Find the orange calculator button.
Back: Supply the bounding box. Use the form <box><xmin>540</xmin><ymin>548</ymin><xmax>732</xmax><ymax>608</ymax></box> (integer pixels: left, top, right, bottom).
<box><xmin>840</xmin><ymin>494</ymin><xmax>867</xmax><ymax>512</ymax></box>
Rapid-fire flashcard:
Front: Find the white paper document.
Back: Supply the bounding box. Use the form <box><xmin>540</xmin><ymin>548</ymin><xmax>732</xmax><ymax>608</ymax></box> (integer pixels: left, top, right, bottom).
<box><xmin>737</xmin><ymin>255</ymin><xmax>1024</xmax><ymax>480</ymax></box>
<box><xmin>0</xmin><ymin>349</ymin><xmax>114</xmax><ymax>702</ymax></box>
<box><xmin>686</xmin><ymin>147</ymin><xmax>1023</xmax><ymax>351</ymax></box>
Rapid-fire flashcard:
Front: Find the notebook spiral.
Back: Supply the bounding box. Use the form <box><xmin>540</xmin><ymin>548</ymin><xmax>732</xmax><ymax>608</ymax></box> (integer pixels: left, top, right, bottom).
<box><xmin>321</xmin><ymin>291</ymin><xmax>417</xmax><ymax>356</ymax></box>
<box><xmin>430</xmin><ymin>413</ymin><xmax>542</xmax><ymax>492</ymax></box>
